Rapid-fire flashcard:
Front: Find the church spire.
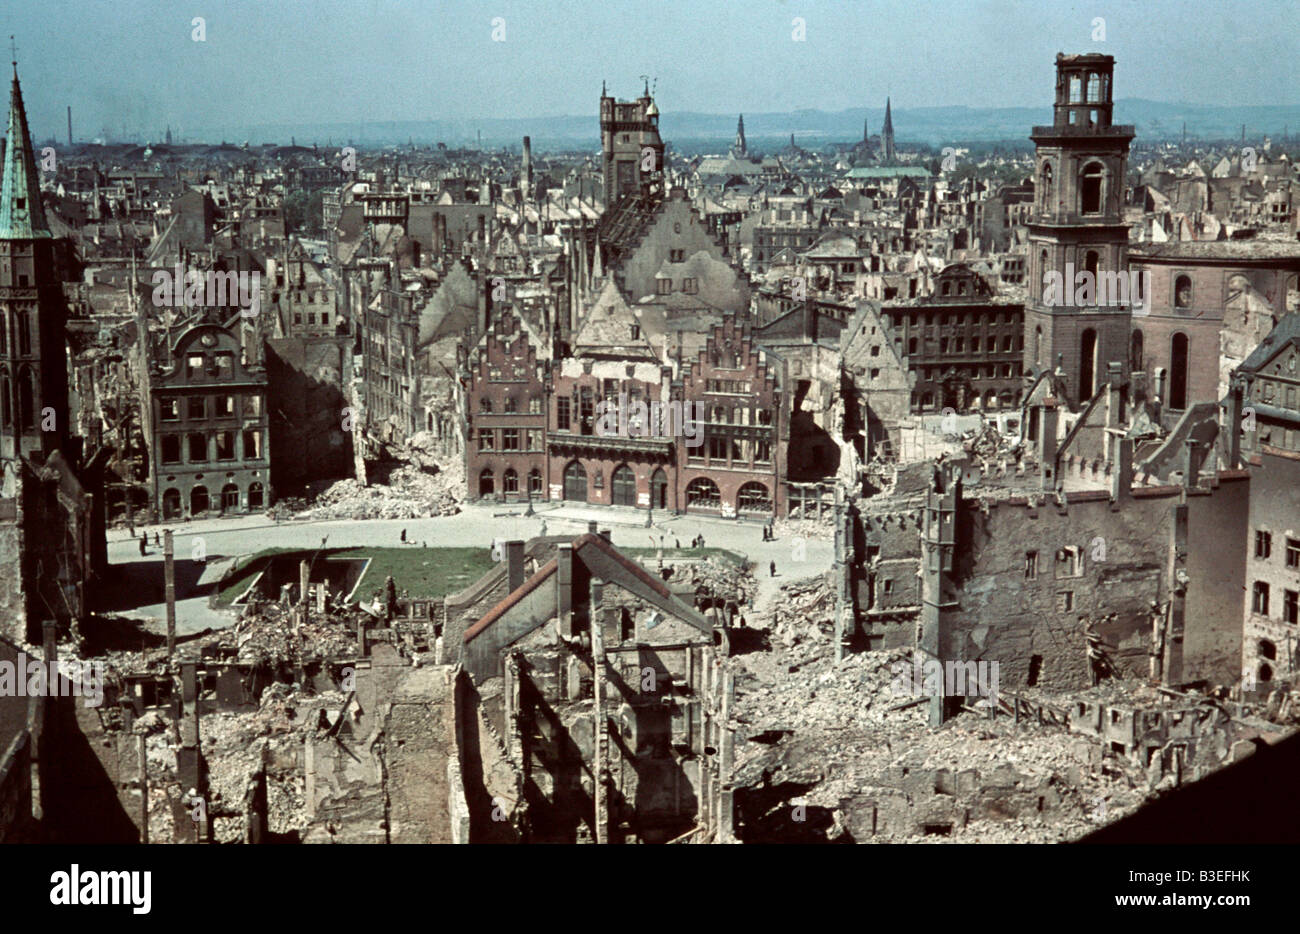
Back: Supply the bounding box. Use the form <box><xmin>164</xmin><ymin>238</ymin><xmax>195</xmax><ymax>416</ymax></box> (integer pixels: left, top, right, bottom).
<box><xmin>731</xmin><ymin>114</ymin><xmax>747</xmax><ymax>158</ymax></box>
<box><xmin>0</xmin><ymin>67</ymin><xmax>50</xmax><ymax>239</ymax></box>
<box><xmin>881</xmin><ymin>97</ymin><xmax>896</xmax><ymax>163</ymax></box>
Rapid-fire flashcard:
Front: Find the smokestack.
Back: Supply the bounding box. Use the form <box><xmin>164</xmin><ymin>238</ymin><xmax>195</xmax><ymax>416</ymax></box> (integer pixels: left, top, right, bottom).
<box><xmin>67</xmin><ymin>106</ymin><xmax>72</xmax><ymax>147</ymax></box>
<box><xmin>1112</xmin><ymin>438</ymin><xmax>1133</xmax><ymax>505</ymax></box>
<box><xmin>1038</xmin><ymin>403</ymin><xmax>1059</xmax><ymax>490</ymax></box>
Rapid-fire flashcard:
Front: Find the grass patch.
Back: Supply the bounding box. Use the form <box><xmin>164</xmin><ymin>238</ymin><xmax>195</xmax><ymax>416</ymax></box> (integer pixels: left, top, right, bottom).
<box><xmin>212</xmin><ymin>546</ymin><xmax>496</xmax><ymax>607</ymax></box>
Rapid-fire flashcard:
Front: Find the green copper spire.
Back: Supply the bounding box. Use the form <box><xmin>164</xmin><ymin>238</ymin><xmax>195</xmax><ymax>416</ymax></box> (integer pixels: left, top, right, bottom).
<box><xmin>0</xmin><ymin>68</ymin><xmax>51</xmax><ymax>239</ymax></box>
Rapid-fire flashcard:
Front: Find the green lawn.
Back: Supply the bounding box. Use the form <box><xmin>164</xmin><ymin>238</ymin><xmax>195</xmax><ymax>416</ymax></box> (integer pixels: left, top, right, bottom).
<box><xmin>213</xmin><ymin>546</ymin><xmax>497</xmax><ymax>607</ymax></box>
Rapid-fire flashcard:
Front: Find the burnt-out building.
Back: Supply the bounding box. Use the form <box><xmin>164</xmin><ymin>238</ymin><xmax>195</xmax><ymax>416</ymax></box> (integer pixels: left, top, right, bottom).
<box><xmin>459</xmin><ymin>533</ymin><xmax>732</xmax><ymax>843</ymax></box>
<box><xmin>466</xmin><ymin>307</ymin><xmax>549</xmax><ymax>502</ymax></box>
<box><xmin>1233</xmin><ymin>314</ymin><xmax>1300</xmax><ymax>686</ymax></box>
<box><xmin>881</xmin><ymin>263</ymin><xmax>1026</xmax><ymax>413</ymax></box>
<box><xmin>1023</xmin><ymin>53</ymin><xmax>1137</xmax><ymax>408</ymax></box>
<box><xmin>145</xmin><ymin>322</ymin><xmax>271</xmax><ymax>519</ymax></box>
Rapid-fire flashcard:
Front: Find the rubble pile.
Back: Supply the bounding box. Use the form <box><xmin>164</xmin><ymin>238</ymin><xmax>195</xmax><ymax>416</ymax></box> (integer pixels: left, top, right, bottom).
<box><xmin>216</xmin><ymin>602</ymin><xmax>359</xmax><ymax>666</ymax></box>
<box><xmin>291</xmin><ymin>464</ymin><xmax>461</xmax><ymax>521</ymax></box>
<box><xmin>771</xmin><ymin>517</ymin><xmax>835</xmax><ymax>543</ymax></box>
<box><xmin>670</xmin><ymin>556</ymin><xmax>758</xmax><ymax>608</ymax></box>
<box><xmin>731</xmin><ymin>597</ymin><xmax>1151</xmax><ymax>843</ymax></box>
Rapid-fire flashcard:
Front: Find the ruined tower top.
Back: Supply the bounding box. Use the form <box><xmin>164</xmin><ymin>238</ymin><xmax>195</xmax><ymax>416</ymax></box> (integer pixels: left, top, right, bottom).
<box><xmin>1050</xmin><ymin>52</ymin><xmax>1117</xmax><ymax>131</ymax></box>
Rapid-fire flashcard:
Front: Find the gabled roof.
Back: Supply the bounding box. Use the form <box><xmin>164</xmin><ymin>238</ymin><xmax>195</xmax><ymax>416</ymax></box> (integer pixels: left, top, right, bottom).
<box><xmin>573</xmin><ymin>279</ymin><xmax>659</xmax><ymax>360</ymax></box>
<box><xmin>463</xmin><ymin>533</ymin><xmax>711</xmax><ymax>644</ymax></box>
<box><xmin>1239</xmin><ymin>312</ymin><xmax>1300</xmax><ymax>374</ymax></box>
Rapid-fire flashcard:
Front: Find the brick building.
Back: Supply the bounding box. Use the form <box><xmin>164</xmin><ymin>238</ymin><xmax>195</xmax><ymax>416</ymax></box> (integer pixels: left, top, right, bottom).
<box><xmin>1127</xmin><ymin>241</ymin><xmax>1300</xmax><ymax>412</ymax></box>
<box><xmin>145</xmin><ymin>322</ymin><xmax>270</xmax><ymax>519</ymax></box>
<box><xmin>679</xmin><ymin>316</ymin><xmax>785</xmax><ymax>517</ymax></box>
<box><xmin>466</xmin><ymin>307</ymin><xmax>549</xmax><ymax>502</ymax></box>
<box><xmin>881</xmin><ymin>263</ymin><xmax>1025</xmax><ymax>413</ymax></box>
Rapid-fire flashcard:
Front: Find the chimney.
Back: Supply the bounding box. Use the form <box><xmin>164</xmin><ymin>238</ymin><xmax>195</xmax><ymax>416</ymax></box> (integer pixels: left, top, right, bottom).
<box><xmin>1183</xmin><ymin>439</ymin><xmax>1202</xmax><ymax>490</ymax></box>
<box><xmin>556</xmin><ymin>544</ymin><xmax>574</xmax><ymax>638</ymax></box>
<box><xmin>599</xmin><ymin>529</ymin><xmax>612</xmax><ymax>543</ymax></box>
<box><xmin>1112</xmin><ymin>437</ymin><xmax>1133</xmax><ymax>504</ymax></box>
<box><xmin>1038</xmin><ymin>403</ymin><xmax>1059</xmax><ymax>490</ymax></box>
<box><xmin>505</xmin><ymin>540</ymin><xmax>525</xmax><ymax>592</ymax></box>
<box><xmin>1227</xmin><ymin>381</ymin><xmax>1244</xmax><ymax>466</ymax></box>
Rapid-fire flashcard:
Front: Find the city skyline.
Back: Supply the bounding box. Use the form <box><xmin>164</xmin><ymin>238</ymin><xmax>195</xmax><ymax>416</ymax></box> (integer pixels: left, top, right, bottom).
<box><xmin>10</xmin><ymin>0</ymin><xmax>1300</xmax><ymax>142</ymax></box>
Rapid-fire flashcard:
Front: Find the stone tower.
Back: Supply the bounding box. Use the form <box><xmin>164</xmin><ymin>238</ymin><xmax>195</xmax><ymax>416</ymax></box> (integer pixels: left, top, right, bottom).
<box><xmin>0</xmin><ymin>67</ymin><xmax>69</xmax><ymax>463</ymax></box>
<box><xmin>521</xmin><ymin>134</ymin><xmax>534</xmax><ymax>203</ymax></box>
<box><xmin>599</xmin><ymin>81</ymin><xmax>664</xmax><ymax>208</ymax></box>
<box><xmin>1023</xmin><ymin>53</ymin><xmax>1136</xmax><ymax>406</ymax></box>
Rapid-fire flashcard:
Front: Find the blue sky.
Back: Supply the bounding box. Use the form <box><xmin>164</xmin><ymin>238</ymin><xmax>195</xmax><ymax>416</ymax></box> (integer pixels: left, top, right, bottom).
<box><xmin>7</xmin><ymin>0</ymin><xmax>1297</xmax><ymax>139</ymax></box>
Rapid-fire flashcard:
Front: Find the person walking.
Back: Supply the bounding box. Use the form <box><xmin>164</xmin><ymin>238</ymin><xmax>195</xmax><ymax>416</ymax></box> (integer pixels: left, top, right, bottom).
<box><xmin>400</xmin><ymin>528</ymin><xmax>407</xmax><ymax>543</ymax></box>
<box><xmin>139</xmin><ymin>537</ymin><xmax>147</xmax><ymax>557</ymax></box>
<box><xmin>770</xmin><ymin>560</ymin><xmax>777</xmax><ymax>577</ymax></box>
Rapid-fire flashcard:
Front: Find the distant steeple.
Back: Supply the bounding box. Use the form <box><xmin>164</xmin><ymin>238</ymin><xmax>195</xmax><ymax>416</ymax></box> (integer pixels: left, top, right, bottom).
<box><xmin>731</xmin><ymin>114</ymin><xmax>748</xmax><ymax>159</ymax></box>
<box><xmin>0</xmin><ymin>67</ymin><xmax>50</xmax><ymax>239</ymax></box>
<box><xmin>882</xmin><ymin>97</ymin><xmax>896</xmax><ymax>163</ymax></box>
<box><xmin>165</xmin><ymin>124</ymin><xmax>172</xmax><ymax>145</ymax></box>
<box><xmin>863</xmin><ymin>116</ymin><xmax>869</xmax><ymax>144</ymax></box>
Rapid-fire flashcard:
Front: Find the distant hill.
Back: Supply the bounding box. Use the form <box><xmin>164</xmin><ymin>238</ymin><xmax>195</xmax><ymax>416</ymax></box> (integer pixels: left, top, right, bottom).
<box><xmin>217</xmin><ymin>100</ymin><xmax>1300</xmax><ymax>151</ymax></box>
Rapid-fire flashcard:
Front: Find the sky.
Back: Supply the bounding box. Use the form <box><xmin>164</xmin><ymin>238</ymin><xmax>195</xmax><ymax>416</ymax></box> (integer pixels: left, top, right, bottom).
<box><xmin>7</xmin><ymin>0</ymin><xmax>1298</xmax><ymax>141</ymax></box>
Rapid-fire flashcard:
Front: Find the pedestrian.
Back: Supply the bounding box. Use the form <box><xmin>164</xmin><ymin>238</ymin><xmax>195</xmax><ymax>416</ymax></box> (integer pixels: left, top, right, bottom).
<box><xmin>155</xmin><ymin>532</ymin><xmax>160</xmax><ymax>547</ymax></box>
<box><xmin>400</xmin><ymin>528</ymin><xmax>407</xmax><ymax>543</ymax></box>
<box><xmin>540</xmin><ymin>521</ymin><xmax>548</xmax><ymax>537</ymax></box>
<box><xmin>699</xmin><ymin>535</ymin><xmax>705</xmax><ymax>548</ymax></box>
<box><xmin>675</xmin><ymin>538</ymin><xmax>680</xmax><ymax>549</ymax></box>
<box><xmin>769</xmin><ymin>560</ymin><xmax>776</xmax><ymax>577</ymax></box>
<box><xmin>139</xmin><ymin>537</ymin><xmax>147</xmax><ymax>557</ymax></box>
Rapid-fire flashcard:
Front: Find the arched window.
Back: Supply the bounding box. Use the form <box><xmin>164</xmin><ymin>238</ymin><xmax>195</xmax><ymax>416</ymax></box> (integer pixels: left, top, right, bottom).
<box><xmin>162</xmin><ymin>488</ymin><xmax>182</xmax><ymax>520</ymax></box>
<box><xmin>527</xmin><ymin>467</ymin><xmax>542</xmax><ymax>494</ymax></box>
<box><xmin>1084</xmin><ymin>250</ymin><xmax>1100</xmax><ymax>279</ymax></box>
<box><xmin>248</xmin><ymin>482</ymin><xmax>264</xmax><ymax>510</ymax></box>
<box><xmin>1034</xmin><ymin>326</ymin><xmax>1043</xmax><ymax>367</ymax></box>
<box><xmin>1170</xmin><ymin>333</ymin><xmax>1189</xmax><ymax>409</ymax></box>
<box><xmin>478</xmin><ymin>469</ymin><xmax>495</xmax><ymax>497</ymax></box>
<box><xmin>1080</xmin><ymin>328</ymin><xmax>1098</xmax><ymax>399</ymax></box>
<box><xmin>1080</xmin><ymin>163</ymin><xmax>1104</xmax><ymax>214</ymax></box>
<box><xmin>685</xmin><ymin>477</ymin><xmax>721</xmax><ymax>511</ymax></box>
<box><xmin>502</xmin><ymin>468</ymin><xmax>518</xmax><ymax>494</ymax></box>
<box><xmin>0</xmin><ymin>373</ymin><xmax>9</xmax><ymax>427</ymax></box>
<box><xmin>737</xmin><ymin>481</ymin><xmax>771</xmax><ymax>514</ymax></box>
<box><xmin>1039</xmin><ymin>162</ymin><xmax>1053</xmax><ymax>211</ymax></box>
<box><xmin>221</xmin><ymin>483</ymin><xmax>240</xmax><ymax>512</ymax></box>
<box><xmin>1174</xmin><ymin>274</ymin><xmax>1192</xmax><ymax>309</ymax></box>
<box><xmin>1130</xmin><ymin>330</ymin><xmax>1144</xmax><ymax>373</ymax></box>
<box><xmin>611</xmin><ymin>464</ymin><xmax>636</xmax><ymax>506</ymax></box>
<box><xmin>1039</xmin><ymin>248</ymin><xmax>1050</xmax><ymax>294</ymax></box>
<box><xmin>17</xmin><ymin>370</ymin><xmax>33</xmax><ymax>429</ymax></box>
<box><xmin>563</xmin><ymin>460</ymin><xmax>587</xmax><ymax>501</ymax></box>
<box><xmin>190</xmin><ymin>485</ymin><xmax>210</xmax><ymax>516</ymax></box>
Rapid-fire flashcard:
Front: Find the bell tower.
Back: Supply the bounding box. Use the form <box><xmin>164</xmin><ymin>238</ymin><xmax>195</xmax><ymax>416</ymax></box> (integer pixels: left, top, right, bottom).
<box><xmin>1024</xmin><ymin>53</ymin><xmax>1135</xmax><ymax>406</ymax></box>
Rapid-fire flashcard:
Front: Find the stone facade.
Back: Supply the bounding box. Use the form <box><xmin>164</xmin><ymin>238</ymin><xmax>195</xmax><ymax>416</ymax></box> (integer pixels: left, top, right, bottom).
<box><xmin>146</xmin><ymin>322</ymin><xmax>271</xmax><ymax>519</ymax></box>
